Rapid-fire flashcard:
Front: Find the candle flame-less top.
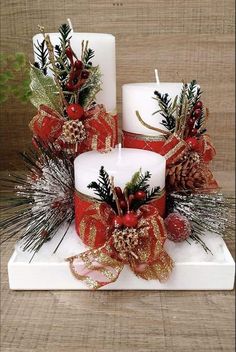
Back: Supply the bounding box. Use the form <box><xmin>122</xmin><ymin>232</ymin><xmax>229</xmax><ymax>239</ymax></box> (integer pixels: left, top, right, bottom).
<box><xmin>74</xmin><ymin>148</ymin><xmax>166</xmax><ymax>198</ymax></box>
<box><xmin>122</xmin><ymin>82</ymin><xmax>182</xmax><ymax>136</ymax></box>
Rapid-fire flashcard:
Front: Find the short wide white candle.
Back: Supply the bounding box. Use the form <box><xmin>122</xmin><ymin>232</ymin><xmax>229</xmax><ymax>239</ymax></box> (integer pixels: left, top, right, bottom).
<box><xmin>33</xmin><ymin>33</ymin><xmax>116</xmax><ymax>112</ymax></box>
<box><xmin>74</xmin><ymin>147</ymin><xmax>166</xmax><ymax>198</ymax></box>
<box><xmin>122</xmin><ymin>83</ymin><xmax>182</xmax><ymax>136</ymax></box>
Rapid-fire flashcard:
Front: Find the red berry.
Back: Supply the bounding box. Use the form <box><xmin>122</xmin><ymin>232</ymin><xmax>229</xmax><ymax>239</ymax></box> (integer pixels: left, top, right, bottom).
<box><xmin>164</xmin><ymin>213</ymin><xmax>191</xmax><ymax>242</ymax></box>
<box><xmin>65</xmin><ymin>82</ymin><xmax>74</xmax><ymax>91</ymax></box>
<box><xmin>188</xmin><ymin>117</ymin><xmax>195</xmax><ymax>126</ymax></box>
<box><xmin>114</xmin><ymin>187</ymin><xmax>123</xmax><ymax>199</ymax></box>
<box><xmin>74</xmin><ymin>60</ymin><xmax>83</xmax><ymax>70</ymax></box>
<box><xmin>119</xmin><ymin>199</ymin><xmax>127</xmax><ymax>210</ymax></box>
<box><xmin>185</xmin><ymin>137</ymin><xmax>198</xmax><ymax>150</ymax></box>
<box><xmin>112</xmin><ymin>215</ymin><xmax>123</xmax><ymax>228</ymax></box>
<box><xmin>123</xmin><ymin>212</ymin><xmax>138</xmax><ymax>228</ymax></box>
<box><xmin>81</xmin><ymin>70</ymin><xmax>90</xmax><ymax>79</ymax></box>
<box><xmin>194</xmin><ymin>101</ymin><xmax>203</xmax><ymax>110</ymax></box>
<box><xmin>134</xmin><ymin>190</ymin><xmax>146</xmax><ymax>200</ymax></box>
<box><xmin>193</xmin><ymin>108</ymin><xmax>202</xmax><ymax>119</ymax></box>
<box><xmin>190</xmin><ymin>128</ymin><xmax>198</xmax><ymax>136</ymax></box>
<box><xmin>65</xmin><ymin>47</ymin><xmax>74</xmax><ymax>64</ymax></box>
<box><xmin>66</xmin><ymin>104</ymin><xmax>84</xmax><ymax>120</ymax></box>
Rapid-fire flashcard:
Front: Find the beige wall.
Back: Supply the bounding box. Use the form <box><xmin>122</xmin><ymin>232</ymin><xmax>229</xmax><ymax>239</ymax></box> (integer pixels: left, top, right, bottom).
<box><xmin>0</xmin><ymin>0</ymin><xmax>235</xmax><ymax>170</ymax></box>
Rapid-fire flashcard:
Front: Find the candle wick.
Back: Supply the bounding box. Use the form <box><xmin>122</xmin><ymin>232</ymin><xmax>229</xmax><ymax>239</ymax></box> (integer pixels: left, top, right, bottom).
<box><xmin>67</xmin><ymin>18</ymin><xmax>74</xmax><ymax>33</ymax></box>
<box><xmin>155</xmin><ymin>69</ymin><xmax>160</xmax><ymax>84</ymax></box>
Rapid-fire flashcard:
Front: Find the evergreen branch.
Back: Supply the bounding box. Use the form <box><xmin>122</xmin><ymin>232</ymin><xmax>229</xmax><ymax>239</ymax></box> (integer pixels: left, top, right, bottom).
<box><xmin>87</xmin><ymin>166</ymin><xmax>116</xmax><ymax>210</ymax></box>
<box><xmin>126</xmin><ymin>170</ymin><xmax>151</xmax><ymax>194</ymax></box>
<box><xmin>83</xmin><ymin>48</ymin><xmax>95</xmax><ymax>66</ymax></box>
<box><xmin>58</xmin><ymin>23</ymin><xmax>72</xmax><ymax>47</ymax></box>
<box><xmin>146</xmin><ymin>186</ymin><xmax>161</xmax><ymax>203</ymax></box>
<box><xmin>34</xmin><ymin>40</ymin><xmax>48</xmax><ymax>75</ymax></box>
<box><xmin>153</xmin><ymin>91</ymin><xmax>176</xmax><ymax>131</ymax></box>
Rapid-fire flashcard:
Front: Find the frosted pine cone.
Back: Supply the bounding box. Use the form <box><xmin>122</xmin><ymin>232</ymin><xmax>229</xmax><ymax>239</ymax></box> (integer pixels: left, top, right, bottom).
<box><xmin>112</xmin><ymin>228</ymin><xmax>142</xmax><ymax>261</ymax></box>
<box><xmin>167</xmin><ymin>152</ymin><xmax>210</xmax><ymax>191</ymax></box>
<box><xmin>61</xmin><ymin>120</ymin><xmax>86</xmax><ymax>144</ymax></box>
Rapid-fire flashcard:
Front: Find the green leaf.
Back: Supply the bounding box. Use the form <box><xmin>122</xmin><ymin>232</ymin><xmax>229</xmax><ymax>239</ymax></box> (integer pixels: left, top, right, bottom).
<box><xmin>15</xmin><ymin>52</ymin><xmax>26</xmax><ymax>66</ymax></box>
<box><xmin>29</xmin><ymin>65</ymin><xmax>61</xmax><ymax>113</ymax></box>
<box><xmin>0</xmin><ymin>71</ymin><xmax>13</xmax><ymax>84</ymax></box>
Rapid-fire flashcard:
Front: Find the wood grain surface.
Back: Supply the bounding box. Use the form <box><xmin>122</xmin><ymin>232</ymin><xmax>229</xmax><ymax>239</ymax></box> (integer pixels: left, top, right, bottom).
<box><xmin>0</xmin><ymin>171</ymin><xmax>235</xmax><ymax>352</ymax></box>
<box><xmin>0</xmin><ymin>0</ymin><xmax>235</xmax><ymax>170</ymax></box>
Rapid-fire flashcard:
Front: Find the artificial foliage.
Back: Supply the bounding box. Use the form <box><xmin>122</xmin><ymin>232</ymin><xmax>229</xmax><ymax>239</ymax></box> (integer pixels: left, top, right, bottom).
<box><xmin>0</xmin><ymin>52</ymin><xmax>31</xmax><ymax>104</ymax></box>
<box><xmin>0</xmin><ymin>140</ymin><xmax>74</xmax><ymax>253</ymax></box>
<box><xmin>153</xmin><ymin>79</ymin><xmax>206</xmax><ymax>137</ymax></box>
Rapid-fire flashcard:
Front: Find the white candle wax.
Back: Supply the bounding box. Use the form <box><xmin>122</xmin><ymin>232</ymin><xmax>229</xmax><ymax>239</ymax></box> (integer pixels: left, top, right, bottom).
<box><xmin>33</xmin><ymin>33</ymin><xmax>116</xmax><ymax>112</ymax></box>
<box><xmin>122</xmin><ymin>83</ymin><xmax>183</xmax><ymax>136</ymax></box>
<box><xmin>74</xmin><ymin>148</ymin><xmax>166</xmax><ymax>198</ymax></box>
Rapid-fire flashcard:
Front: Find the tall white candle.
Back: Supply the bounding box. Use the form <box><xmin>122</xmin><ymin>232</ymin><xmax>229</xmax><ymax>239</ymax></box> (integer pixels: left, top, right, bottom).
<box><xmin>33</xmin><ymin>32</ymin><xmax>116</xmax><ymax>112</ymax></box>
<box><xmin>74</xmin><ymin>147</ymin><xmax>166</xmax><ymax>198</ymax></box>
<box><xmin>122</xmin><ymin>82</ymin><xmax>182</xmax><ymax>136</ymax></box>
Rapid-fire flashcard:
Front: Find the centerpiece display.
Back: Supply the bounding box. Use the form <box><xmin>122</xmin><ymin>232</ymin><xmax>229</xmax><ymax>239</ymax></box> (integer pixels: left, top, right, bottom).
<box><xmin>1</xmin><ymin>22</ymin><xmax>235</xmax><ymax>291</ymax></box>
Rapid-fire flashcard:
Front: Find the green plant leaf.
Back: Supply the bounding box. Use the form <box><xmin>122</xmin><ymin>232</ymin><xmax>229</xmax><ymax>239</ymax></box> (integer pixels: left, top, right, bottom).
<box><xmin>15</xmin><ymin>52</ymin><xmax>26</xmax><ymax>66</ymax></box>
<box><xmin>29</xmin><ymin>65</ymin><xmax>61</xmax><ymax>113</ymax></box>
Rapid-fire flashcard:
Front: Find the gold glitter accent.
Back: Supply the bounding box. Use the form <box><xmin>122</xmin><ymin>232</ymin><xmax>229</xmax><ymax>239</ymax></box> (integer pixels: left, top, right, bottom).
<box><xmin>164</xmin><ymin>136</ymin><xmax>188</xmax><ymax>162</ymax></box>
<box><xmin>123</xmin><ymin>130</ymin><xmax>166</xmax><ymax>142</ymax></box>
<box><xmin>91</xmin><ymin>135</ymin><xmax>98</xmax><ymax>150</ymax></box>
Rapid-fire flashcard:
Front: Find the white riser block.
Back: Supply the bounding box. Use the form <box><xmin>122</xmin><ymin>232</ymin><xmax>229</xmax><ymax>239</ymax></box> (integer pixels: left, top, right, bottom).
<box><xmin>8</xmin><ymin>223</ymin><xmax>235</xmax><ymax>290</ymax></box>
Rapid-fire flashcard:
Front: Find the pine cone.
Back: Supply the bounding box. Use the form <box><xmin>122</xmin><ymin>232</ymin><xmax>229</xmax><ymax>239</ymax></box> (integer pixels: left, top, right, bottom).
<box><xmin>167</xmin><ymin>152</ymin><xmax>211</xmax><ymax>191</ymax></box>
<box><xmin>61</xmin><ymin>120</ymin><xmax>86</xmax><ymax>144</ymax></box>
<box><xmin>112</xmin><ymin>228</ymin><xmax>139</xmax><ymax>260</ymax></box>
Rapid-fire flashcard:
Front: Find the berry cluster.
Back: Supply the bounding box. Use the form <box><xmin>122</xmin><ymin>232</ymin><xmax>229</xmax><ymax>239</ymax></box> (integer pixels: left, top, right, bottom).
<box><xmin>65</xmin><ymin>46</ymin><xmax>90</xmax><ymax>92</ymax></box>
<box><xmin>187</xmin><ymin>100</ymin><xmax>203</xmax><ymax>137</ymax></box>
<box><xmin>112</xmin><ymin>187</ymin><xmax>147</xmax><ymax>229</ymax></box>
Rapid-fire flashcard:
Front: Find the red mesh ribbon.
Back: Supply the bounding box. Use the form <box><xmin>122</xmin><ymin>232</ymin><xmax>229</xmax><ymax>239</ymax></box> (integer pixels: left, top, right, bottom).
<box><xmin>76</xmin><ymin>105</ymin><xmax>119</xmax><ymax>154</ymax></box>
<box><xmin>67</xmin><ymin>191</ymin><xmax>173</xmax><ymax>289</ymax></box>
<box><xmin>29</xmin><ymin>104</ymin><xmax>64</xmax><ymax>143</ymax></box>
<box><xmin>123</xmin><ymin>130</ymin><xmax>166</xmax><ymax>153</ymax></box>
<box><xmin>74</xmin><ymin>190</ymin><xmax>166</xmax><ymax>249</ymax></box>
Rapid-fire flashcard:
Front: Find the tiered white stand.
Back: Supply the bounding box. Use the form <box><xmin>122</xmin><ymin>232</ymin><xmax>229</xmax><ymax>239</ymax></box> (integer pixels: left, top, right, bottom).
<box><xmin>8</xmin><ymin>222</ymin><xmax>235</xmax><ymax>290</ymax></box>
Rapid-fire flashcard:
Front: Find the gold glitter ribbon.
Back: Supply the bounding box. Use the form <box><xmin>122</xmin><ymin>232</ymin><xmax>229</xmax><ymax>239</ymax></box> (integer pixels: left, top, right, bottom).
<box><xmin>68</xmin><ymin>201</ymin><xmax>173</xmax><ymax>289</ymax></box>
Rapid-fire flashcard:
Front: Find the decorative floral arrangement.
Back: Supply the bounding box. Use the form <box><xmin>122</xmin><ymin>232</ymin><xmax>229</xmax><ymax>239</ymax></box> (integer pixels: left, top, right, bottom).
<box><xmin>0</xmin><ymin>24</ymin><xmax>234</xmax><ymax>290</ymax></box>
<box><xmin>68</xmin><ymin>168</ymin><xmax>173</xmax><ymax>289</ymax></box>
<box><xmin>1</xmin><ymin>23</ymin><xmax>118</xmax><ymax>253</ymax></box>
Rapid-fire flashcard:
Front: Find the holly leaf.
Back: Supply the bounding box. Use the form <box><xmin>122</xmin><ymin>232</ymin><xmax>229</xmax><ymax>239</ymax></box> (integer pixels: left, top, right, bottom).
<box><xmin>29</xmin><ymin>65</ymin><xmax>62</xmax><ymax>113</ymax></box>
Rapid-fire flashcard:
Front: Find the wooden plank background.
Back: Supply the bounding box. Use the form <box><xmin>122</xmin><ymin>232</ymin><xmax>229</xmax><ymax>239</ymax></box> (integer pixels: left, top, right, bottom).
<box><xmin>0</xmin><ymin>0</ymin><xmax>235</xmax><ymax>171</ymax></box>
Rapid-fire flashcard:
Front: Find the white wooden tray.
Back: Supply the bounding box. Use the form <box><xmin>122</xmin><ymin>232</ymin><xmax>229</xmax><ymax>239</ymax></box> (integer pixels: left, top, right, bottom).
<box><xmin>8</xmin><ymin>222</ymin><xmax>235</xmax><ymax>290</ymax></box>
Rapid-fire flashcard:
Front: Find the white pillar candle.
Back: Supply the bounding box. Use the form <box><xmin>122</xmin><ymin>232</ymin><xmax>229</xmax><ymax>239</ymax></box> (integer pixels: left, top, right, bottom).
<box><xmin>33</xmin><ymin>33</ymin><xmax>116</xmax><ymax>112</ymax></box>
<box><xmin>122</xmin><ymin>83</ymin><xmax>183</xmax><ymax>136</ymax></box>
<box><xmin>74</xmin><ymin>147</ymin><xmax>166</xmax><ymax>198</ymax></box>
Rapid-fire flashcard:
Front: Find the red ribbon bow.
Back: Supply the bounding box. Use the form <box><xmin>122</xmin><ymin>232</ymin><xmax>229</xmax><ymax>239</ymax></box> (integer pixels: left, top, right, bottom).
<box><xmin>67</xmin><ymin>195</ymin><xmax>173</xmax><ymax>289</ymax></box>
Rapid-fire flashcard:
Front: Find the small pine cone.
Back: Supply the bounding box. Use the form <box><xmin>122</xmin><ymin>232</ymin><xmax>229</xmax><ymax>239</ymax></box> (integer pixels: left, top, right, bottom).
<box><xmin>61</xmin><ymin>120</ymin><xmax>86</xmax><ymax>144</ymax></box>
<box><xmin>167</xmin><ymin>152</ymin><xmax>208</xmax><ymax>191</ymax></box>
<box><xmin>112</xmin><ymin>228</ymin><xmax>139</xmax><ymax>260</ymax></box>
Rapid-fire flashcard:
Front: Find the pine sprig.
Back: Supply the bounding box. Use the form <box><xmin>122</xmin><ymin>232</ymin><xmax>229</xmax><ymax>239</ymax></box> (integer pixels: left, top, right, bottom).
<box><xmin>83</xmin><ymin>48</ymin><xmax>95</xmax><ymax>66</ymax></box>
<box><xmin>54</xmin><ymin>24</ymin><xmax>72</xmax><ymax>90</ymax></box>
<box><xmin>167</xmin><ymin>191</ymin><xmax>235</xmax><ymax>252</ymax></box>
<box><xmin>153</xmin><ymin>91</ymin><xmax>176</xmax><ymax>132</ymax></box>
<box><xmin>34</xmin><ymin>40</ymin><xmax>48</xmax><ymax>75</ymax></box>
<box><xmin>146</xmin><ymin>186</ymin><xmax>161</xmax><ymax>203</ymax></box>
<box><xmin>87</xmin><ymin>166</ymin><xmax>116</xmax><ymax>210</ymax></box>
<box><xmin>58</xmin><ymin>23</ymin><xmax>72</xmax><ymax>47</ymax></box>
<box><xmin>125</xmin><ymin>170</ymin><xmax>151</xmax><ymax>194</ymax></box>
<box><xmin>0</xmin><ymin>140</ymin><xmax>74</xmax><ymax>253</ymax></box>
